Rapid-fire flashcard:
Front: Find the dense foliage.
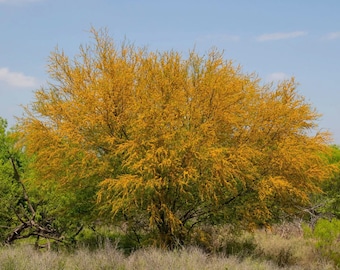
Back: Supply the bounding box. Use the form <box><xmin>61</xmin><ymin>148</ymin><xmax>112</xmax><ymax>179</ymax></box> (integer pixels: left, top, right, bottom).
<box><xmin>0</xmin><ymin>118</ymin><xmax>48</xmax><ymax>245</ymax></box>
<box><xmin>321</xmin><ymin>146</ymin><xmax>340</xmax><ymax>218</ymax></box>
<box><xmin>306</xmin><ymin>145</ymin><xmax>340</xmax><ymax>222</ymax></box>
<box><xmin>0</xmin><ymin>118</ymin><xmax>21</xmax><ymax>242</ymax></box>
<box><xmin>2</xmin><ymin>29</ymin><xmax>335</xmax><ymax>248</ymax></box>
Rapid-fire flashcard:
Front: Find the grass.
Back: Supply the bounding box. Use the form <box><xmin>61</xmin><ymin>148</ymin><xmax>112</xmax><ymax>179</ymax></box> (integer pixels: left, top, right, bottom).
<box><xmin>0</xmin><ymin>223</ymin><xmax>338</xmax><ymax>270</ymax></box>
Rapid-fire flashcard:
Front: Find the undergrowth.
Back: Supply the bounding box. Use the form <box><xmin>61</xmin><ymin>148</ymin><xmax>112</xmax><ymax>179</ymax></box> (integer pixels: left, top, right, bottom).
<box><xmin>0</xmin><ymin>221</ymin><xmax>338</xmax><ymax>270</ymax></box>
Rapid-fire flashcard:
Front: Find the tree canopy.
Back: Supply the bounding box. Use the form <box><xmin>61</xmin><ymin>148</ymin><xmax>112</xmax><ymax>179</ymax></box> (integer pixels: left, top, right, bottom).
<box><xmin>307</xmin><ymin>145</ymin><xmax>340</xmax><ymax>221</ymax></box>
<box><xmin>19</xmin><ymin>29</ymin><xmax>336</xmax><ymax>248</ymax></box>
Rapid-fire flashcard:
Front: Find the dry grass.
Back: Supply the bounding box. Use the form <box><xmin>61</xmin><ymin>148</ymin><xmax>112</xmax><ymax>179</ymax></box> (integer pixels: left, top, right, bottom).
<box><xmin>0</xmin><ymin>223</ymin><xmax>338</xmax><ymax>270</ymax></box>
<box><xmin>0</xmin><ymin>244</ymin><xmax>285</xmax><ymax>270</ymax></box>
<box><xmin>253</xmin><ymin>229</ymin><xmax>335</xmax><ymax>270</ymax></box>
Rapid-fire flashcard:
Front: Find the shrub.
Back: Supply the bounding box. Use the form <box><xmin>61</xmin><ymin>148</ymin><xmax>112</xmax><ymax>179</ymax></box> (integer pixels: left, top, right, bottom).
<box><xmin>303</xmin><ymin>218</ymin><xmax>340</xmax><ymax>267</ymax></box>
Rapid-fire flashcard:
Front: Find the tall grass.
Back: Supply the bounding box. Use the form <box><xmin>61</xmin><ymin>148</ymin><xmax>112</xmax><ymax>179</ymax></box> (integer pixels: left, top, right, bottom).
<box><xmin>0</xmin><ymin>222</ymin><xmax>338</xmax><ymax>270</ymax></box>
<box><xmin>0</xmin><ymin>244</ymin><xmax>296</xmax><ymax>270</ymax></box>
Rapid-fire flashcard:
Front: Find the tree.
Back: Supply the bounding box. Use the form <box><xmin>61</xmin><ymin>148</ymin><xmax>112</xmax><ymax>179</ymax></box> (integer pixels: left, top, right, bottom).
<box><xmin>0</xmin><ymin>117</ymin><xmax>62</xmax><ymax>247</ymax></box>
<box><xmin>321</xmin><ymin>145</ymin><xmax>340</xmax><ymax>218</ymax></box>
<box><xmin>19</xmin><ymin>28</ymin><xmax>336</xmax><ymax>248</ymax></box>
<box><xmin>0</xmin><ymin>117</ymin><xmax>88</xmax><ymax>248</ymax></box>
<box><xmin>0</xmin><ymin>117</ymin><xmax>21</xmax><ymax>242</ymax></box>
<box><xmin>305</xmin><ymin>145</ymin><xmax>340</xmax><ymax>223</ymax></box>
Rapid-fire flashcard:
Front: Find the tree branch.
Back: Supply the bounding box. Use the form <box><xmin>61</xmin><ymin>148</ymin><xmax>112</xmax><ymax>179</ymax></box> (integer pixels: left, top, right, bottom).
<box><xmin>10</xmin><ymin>156</ymin><xmax>36</xmax><ymax>219</ymax></box>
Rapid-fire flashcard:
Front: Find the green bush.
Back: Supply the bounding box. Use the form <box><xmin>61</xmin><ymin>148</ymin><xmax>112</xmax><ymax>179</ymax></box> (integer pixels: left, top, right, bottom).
<box><xmin>303</xmin><ymin>218</ymin><xmax>340</xmax><ymax>267</ymax></box>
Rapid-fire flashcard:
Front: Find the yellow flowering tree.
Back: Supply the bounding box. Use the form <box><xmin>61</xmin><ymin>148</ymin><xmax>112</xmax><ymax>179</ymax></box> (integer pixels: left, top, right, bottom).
<box><xmin>20</xmin><ymin>29</ymin><xmax>335</xmax><ymax>248</ymax></box>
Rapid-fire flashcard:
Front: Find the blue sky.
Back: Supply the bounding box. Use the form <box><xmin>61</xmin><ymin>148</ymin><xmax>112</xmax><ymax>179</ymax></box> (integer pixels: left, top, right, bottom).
<box><xmin>1</xmin><ymin>0</ymin><xmax>339</xmax><ymax>143</ymax></box>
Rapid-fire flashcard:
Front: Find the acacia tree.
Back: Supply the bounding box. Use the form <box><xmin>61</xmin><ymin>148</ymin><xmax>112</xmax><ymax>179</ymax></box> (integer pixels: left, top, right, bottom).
<box><xmin>19</xmin><ymin>29</ymin><xmax>335</xmax><ymax>248</ymax></box>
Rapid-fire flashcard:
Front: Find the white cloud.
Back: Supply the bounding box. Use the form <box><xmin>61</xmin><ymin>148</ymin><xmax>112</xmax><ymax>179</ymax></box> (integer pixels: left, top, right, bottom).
<box><xmin>256</xmin><ymin>31</ymin><xmax>307</xmax><ymax>42</ymax></box>
<box><xmin>266</xmin><ymin>72</ymin><xmax>289</xmax><ymax>83</ymax></box>
<box><xmin>0</xmin><ymin>67</ymin><xmax>38</xmax><ymax>88</ymax></box>
<box><xmin>323</xmin><ymin>32</ymin><xmax>340</xmax><ymax>40</ymax></box>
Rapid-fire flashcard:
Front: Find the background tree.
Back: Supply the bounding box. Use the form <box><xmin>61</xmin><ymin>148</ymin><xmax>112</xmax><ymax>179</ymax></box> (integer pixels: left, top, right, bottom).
<box><xmin>305</xmin><ymin>145</ymin><xmax>340</xmax><ymax>224</ymax></box>
<box><xmin>0</xmin><ymin>117</ymin><xmax>58</xmax><ymax>246</ymax></box>
<box><xmin>322</xmin><ymin>145</ymin><xmax>340</xmax><ymax>218</ymax></box>
<box><xmin>0</xmin><ymin>117</ymin><xmax>22</xmax><ymax>242</ymax></box>
<box><xmin>19</xmin><ymin>29</ymin><xmax>336</xmax><ymax>248</ymax></box>
<box><xmin>0</xmin><ymin>117</ymin><xmax>84</xmax><ymax>247</ymax></box>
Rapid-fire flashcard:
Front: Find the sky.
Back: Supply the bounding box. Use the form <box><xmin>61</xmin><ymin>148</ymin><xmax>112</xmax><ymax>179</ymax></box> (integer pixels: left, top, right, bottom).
<box><xmin>0</xmin><ymin>0</ymin><xmax>339</xmax><ymax>143</ymax></box>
